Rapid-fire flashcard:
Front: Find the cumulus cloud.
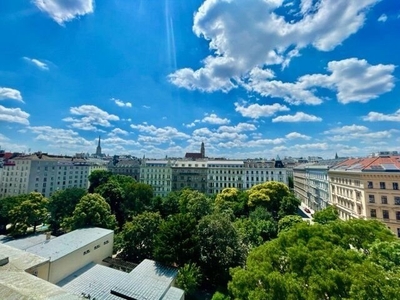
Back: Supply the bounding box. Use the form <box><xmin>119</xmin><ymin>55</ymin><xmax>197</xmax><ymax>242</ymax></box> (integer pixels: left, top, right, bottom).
<box><xmin>247</xmin><ymin>58</ymin><xmax>395</xmax><ymax>105</ymax></box>
<box><xmin>272</xmin><ymin>112</ymin><xmax>322</xmax><ymax>123</ymax></box>
<box><xmin>217</xmin><ymin>123</ymin><xmax>257</xmax><ymax>133</ymax></box>
<box><xmin>63</xmin><ymin>105</ymin><xmax>119</xmax><ymax>130</ymax></box>
<box><xmin>33</xmin><ymin>0</ymin><xmax>95</xmax><ymax>25</ymax></box>
<box><xmin>202</xmin><ymin>113</ymin><xmax>230</xmax><ymax>125</ymax></box>
<box><xmin>170</xmin><ymin>0</ymin><xmax>380</xmax><ymax>91</ymax></box>
<box><xmin>363</xmin><ymin>109</ymin><xmax>400</xmax><ymax>122</ymax></box>
<box><xmin>0</xmin><ymin>105</ymin><xmax>30</xmax><ymax>125</ymax></box>
<box><xmin>0</xmin><ymin>87</ymin><xmax>23</xmax><ymax>102</ymax></box>
<box><xmin>131</xmin><ymin>123</ymin><xmax>190</xmax><ymax>145</ymax></box>
<box><xmin>323</xmin><ymin>124</ymin><xmax>397</xmax><ymax>142</ymax></box>
<box><xmin>108</xmin><ymin>128</ymin><xmax>129</xmax><ymax>136</ymax></box>
<box><xmin>285</xmin><ymin>132</ymin><xmax>311</xmax><ymax>140</ymax></box>
<box><xmin>378</xmin><ymin>14</ymin><xmax>388</xmax><ymax>22</ymax></box>
<box><xmin>23</xmin><ymin>57</ymin><xmax>49</xmax><ymax>70</ymax></box>
<box><xmin>111</xmin><ymin>98</ymin><xmax>132</xmax><ymax>108</ymax></box>
<box><xmin>234</xmin><ymin>102</ymin><xmax>290</xmax><ymax>119</ymax></box>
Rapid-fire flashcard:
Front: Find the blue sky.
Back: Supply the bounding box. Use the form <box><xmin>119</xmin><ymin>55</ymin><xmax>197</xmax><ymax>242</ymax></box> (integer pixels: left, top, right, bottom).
<box><xmin>0</xmin><ymin>0</ymin><xmax>399</xmax><ymax>159</ymax></box>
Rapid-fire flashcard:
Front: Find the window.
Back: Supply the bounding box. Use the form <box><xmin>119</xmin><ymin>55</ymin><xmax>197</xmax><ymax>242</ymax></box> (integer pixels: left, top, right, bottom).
<box><xmin>395</xmin><ymin>197</ymin><xmax>400</xmax><ymax>205</ymax></box>
<box><xmin>397</xmin><ymin>212</ymin><xmax>400</xmax><ymax>221</ymax></box>
<box><xmin>397</xmin><ymin>228</ymin><xmax>400</xmax><ymax>238</ymax></box>
<box><xmin>380</xmin><ymin>182</ymin><xmax>386</xmax><ymax>189</ymax></box>
<box><xmin>381</xmin><ymin>196</ymin><xmax>388</xmax><ymax>204</ymax></box>
<box><xmin>368</xmin><ymin>195</ymin><xmax>375</xmax><ymax>203</ymax></box>
<box><xmin>367</xmin><ymin>181</ymin><xmax>373</xmax><ymax>189</ymax></box>
<box><xmin>383</xmin><ymin>210</ymin><xmax>389</xmax><ymax>219</ymax></box>
<box><xmin>83</xmin><ymin>249</ymin><xmax>90</xmax><ymax>255</ymax></box>
<box><xmin>104</xmin><ymin>240</ymin><xmax>109</xmax><ymax>245</ymax></box>
<box><xmin>394</xmin><ymin>183</ymin><xmax>399</xmax><ymax>190</ymax></box>
<box><xmin>94</xmin><ymin>245</ymin><xmax>100</xmax><ymax>250</ymax></box>
<box><xmin>370</xmin><ymin>209</ymin><xmax>376</xmax><ymax>218</ymax></box>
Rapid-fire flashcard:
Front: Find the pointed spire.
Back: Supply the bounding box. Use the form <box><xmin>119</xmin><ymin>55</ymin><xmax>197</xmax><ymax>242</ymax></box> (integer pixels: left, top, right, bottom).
<box><xmin>98</xmin><ymin>135</ymin><xmax>101</xmax><ymax>147</ymax></box>
<box><xmin>335</xmin><ymin>152</ymin><xmax>338</xmax><ymax>159</ymax></box>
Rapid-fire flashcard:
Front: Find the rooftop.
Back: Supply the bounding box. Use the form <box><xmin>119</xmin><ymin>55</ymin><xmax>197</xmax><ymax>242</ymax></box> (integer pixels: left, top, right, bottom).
<box><xmin>58</xmin><ymin>259</ymin><xmax>183</xmax><ymax>300</ymax></box>
<box><xmin>0</xmin><ymin>244</ymin><xmax>48</xmax><ymax>272</ymax></box>
<box><xmin>331</xmin><ymin>155</ymin><xmax>400</xmax><ymax>172</ymax></box>
<box><xmin>0</xmin><ymin>271</ymin><xmax>80</xmax><ymax>300</ymax></box>
<box><xmin>0</xmin><ymin>233</ymin><xmax>55</xmax><ymax>250</ymax></box>
<box><xmin>26</xmin><ymin>227</ymin><xmax>113</xmax><ymax>261</ymax></box>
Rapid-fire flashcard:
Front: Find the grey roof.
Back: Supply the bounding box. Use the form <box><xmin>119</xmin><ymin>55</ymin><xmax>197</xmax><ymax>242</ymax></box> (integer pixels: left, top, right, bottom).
<box><xmin>58</xmin><ymin>259</ymin><xmax>183</xmax><ymax>300</ymax></box>
<box><xmin>0</xmin><ymin>271</ymin><xmax>81</xmax><ymax>300</ymax></box>
<box><xmin>58</xmin><ymin>263</ymin><xmax>123</xmax><ymax>300</ymax></box>
<box><xmin>0</xmin><ymin>244</ymin><xmax>48</xmax><ymax>272</ymax></box>
<box><xmin>0</xmin><ymin>233</ymin><xmax>55</xmax><ymax>250</ymax></box>
<box><xmin>26</xmin><ymin>227</ymin><xmax>113</xmax><ymax>262</ymax></box>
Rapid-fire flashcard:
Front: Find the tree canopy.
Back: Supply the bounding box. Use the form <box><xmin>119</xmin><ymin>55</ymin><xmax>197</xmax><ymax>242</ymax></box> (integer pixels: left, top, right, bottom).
<box><xmin>229</xmin><ymin>219</ymin><xmax>400</xmax><ymax>300</ymax></box>
<box><xmin>63</xmin><ymin>193</ymin><xmax>116</xmax><ymax>231</ymax></box>
<box><xmin>313</xmin><ymin>205</ymin><xmax>339</xmax><ymax>224</ymax></box>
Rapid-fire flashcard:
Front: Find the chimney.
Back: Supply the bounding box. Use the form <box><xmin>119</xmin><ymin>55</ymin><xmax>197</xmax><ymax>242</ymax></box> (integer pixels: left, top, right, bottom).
<box><xmin>46</xmin><ymin>232</ymin><xmax>51</xmax><ymax>241</ymax></box>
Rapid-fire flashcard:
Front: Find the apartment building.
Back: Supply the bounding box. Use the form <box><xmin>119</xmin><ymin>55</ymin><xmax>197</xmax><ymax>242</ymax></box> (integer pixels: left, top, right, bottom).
<box><xmin>171</xmin><ymin>160</ymin><xmax>208</xmax><ymax>194</ymax></box>
<box><xmin>329</xmin><ymin>154</ymin><xmax>400</xmax><ymax>237</ymax></box>
<box><xmin>0</xmin><ymin>153</ymin><xmax>106</xmax><ymax>199</ymax></box>
<box><xmin>293</xmin><ymin>159</ymin><xmax>345</xmax><ymax>211</ymax></box>
<box><xmin>244</xmin><ymin>159</ymin><xmax>287</xmax><ymax>189</ymax></box>
<box><xmin>206</xmin><ymin>160</ymin><xmax>244</xmax><ymax>194</ymax></box>
<box><xmin>140</xmin><ymin>160</ymin><xmax>173</xmax><ymax>197</ymax></box>
<box><xmin>108</xmin><ymin>157</ymin><xmax>141</xmax><ymax>181</ymax></box>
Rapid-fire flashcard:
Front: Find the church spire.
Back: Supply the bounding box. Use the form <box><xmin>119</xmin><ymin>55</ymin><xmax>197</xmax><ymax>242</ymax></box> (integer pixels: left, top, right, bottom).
<box><xmin>96</xmin><ymin>136</ymin><xmax>102</xmax><ymax>157</ymax></box>
<box><xmin>201</xmin><ymin>141</ymin><xmax>205</xmax><ymax>158</ymax></box>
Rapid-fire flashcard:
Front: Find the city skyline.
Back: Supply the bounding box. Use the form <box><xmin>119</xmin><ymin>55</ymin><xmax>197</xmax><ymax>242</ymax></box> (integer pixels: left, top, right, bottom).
<box><xmin>1</xmin><ymin>0</ymin><xmax>399</xmax><ymax>159</ymax></box>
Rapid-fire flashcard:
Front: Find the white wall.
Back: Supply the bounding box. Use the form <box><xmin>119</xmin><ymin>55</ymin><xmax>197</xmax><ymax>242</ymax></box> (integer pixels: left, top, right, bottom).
<box><xmin>48</xmin><ymin>232</ymin><xmax>114</xmax><ymax>284</ymax></box>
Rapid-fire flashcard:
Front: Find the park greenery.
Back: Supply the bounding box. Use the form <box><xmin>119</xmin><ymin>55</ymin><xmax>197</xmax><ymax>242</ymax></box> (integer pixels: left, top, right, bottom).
<box><xmin>1</xmin><ymin>169</ymin><xmax>400</xmax><ymax>299</ymax></box>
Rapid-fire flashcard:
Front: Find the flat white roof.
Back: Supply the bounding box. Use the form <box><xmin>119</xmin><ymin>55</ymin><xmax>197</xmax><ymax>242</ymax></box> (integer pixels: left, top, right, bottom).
<box><xmin>26</xmin><ymin>227</ymin><xmax>113</xmax><ymax>261</ymax></box>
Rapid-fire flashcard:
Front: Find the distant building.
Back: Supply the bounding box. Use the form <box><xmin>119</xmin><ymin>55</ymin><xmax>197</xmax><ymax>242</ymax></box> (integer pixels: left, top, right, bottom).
<box><xmin>329</xmin><ymin>153</ymin><xmax>400</xmax><ymax>237</ymax></box>
<box><xmin>95</xmin><ymin>136</ymin><xmax>102</xmax><ymax>157</ymax></box>
<box><xmin>185</xmin><ymin>142</ymin><xmax>205</xmax><ymax>160</ymax></box>
<box><xmin>108</xmin><ymin>156</ymin><xmax>141</xmax><ymax>181</ymax></box>
<box><xmin>0</xmin><ymin>152</ymin><xmax>106</xmax><ymax>199</ymax></box>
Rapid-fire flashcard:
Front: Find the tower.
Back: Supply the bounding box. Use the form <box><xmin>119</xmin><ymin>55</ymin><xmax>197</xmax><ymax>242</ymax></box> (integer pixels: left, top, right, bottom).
<box><xmin>200</xmin><ymin>142</ymin><xmax>205</xmax><ymax>158</ymax></box>
<box><xmin>96</xmin><ymin>136</ymin><xmax>102</xmax><ymax>157</ymax></box>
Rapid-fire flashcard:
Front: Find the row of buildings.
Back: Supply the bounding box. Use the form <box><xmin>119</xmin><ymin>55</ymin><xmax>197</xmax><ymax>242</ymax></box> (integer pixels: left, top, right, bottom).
<box><xmin>293</xmin><ymin>151</ymin><xmax>400</xmax><ymax>237</ymax></box>
<box><xmin>0</xmin><ymin>151</ymin><xmax>289</xmax><ymax>199</ymax></box>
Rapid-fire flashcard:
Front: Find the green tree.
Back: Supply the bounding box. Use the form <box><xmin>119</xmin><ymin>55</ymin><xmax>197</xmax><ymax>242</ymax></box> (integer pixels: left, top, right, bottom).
<box><xmin>63</xmin><ymin>193</ymin><xmax>116</xmax><ymax>231</ymax></box>
<box><xmin>154</xmin><ymin>213</ymin><xmax>199</xmax><ymax>267</ymax></box>
<box><xmin>119</xmin><ymin>211</ymin><xmax>162</xmax><ymax>262</ymax></box>
<box><xmin>278</xmin><ymin>215</ymin><xmax>304</xmax><ymax>233</ymax></box>
<box><xmin>197</xmin><ymin>213</ymin><xmax>246</xmax><ymax>286</ymax></box>
<box><xmin>247</xmin><ymin>181</ymin><xmax>291</xmax><ymax>219</ymax></box>
<box><xmin>229</xmin><ymin>220</ymin><xmax>399</xmax><ymax>300</ymax></box>
<box><xmin>123</xmin><ymin>182</ymin><xmax>154</xmax><ymax>216</ymax></box>
<box><xmin>179</xmin><ymin>189</ymin><xmax>212</xmax><ymax>220</ymax></box>
<box><xmin>215</xmin><ymin>188</ymin><xmax>248</xmax><ymax>217</ymax></box>
<box><xmin>95</xmin><ymin>179</ymin><xmax>125</xmax><ymax>229</ymax></box>
<box><xmin>278</xmin><ymin>194</ymin><xmax>300</xmax><ymax>219</ymax></box>
<box><xmin>48</xmin><ymin>187</ymin><xmax>87</xmax><ymax>233</ymax></box>
<box><xmin>0</xmin><ymin>195</ymin><xmax>24</xmax><ymax>234</ymax></box>
<box><xmin>176</xmin><ymin>263</ymin><xmax>202</xmax><ymax>297</ymax></box>
<box><xmin>234</xmin><ymin>217</ymin><xmax>277</xmax><ymax>250</ymax></box>
<box><xmin>88</xmin><ymin>170</ymin><xmax>112</xmax><ymax>193</ymax></box>
<box><xmin>313</xmin><ymin>205</ymin><xmax>339</xmax><ymax>224</ymax></box>
<box><xmin>158</xmin><ymin>191</ymin><xmax>181</xmax><ymax>218</ymax></box>
<box><xmin>9</xmin><ymin>192</ymin><xmax>48</xmax><ymax>236</ymax></box>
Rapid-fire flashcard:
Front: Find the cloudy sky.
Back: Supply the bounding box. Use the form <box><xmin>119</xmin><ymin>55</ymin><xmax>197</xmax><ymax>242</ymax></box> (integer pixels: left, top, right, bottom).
<box><xmin>0</xmin><ymin>0</ymin><xmax>399</xmax><ymax>159</ymax></box>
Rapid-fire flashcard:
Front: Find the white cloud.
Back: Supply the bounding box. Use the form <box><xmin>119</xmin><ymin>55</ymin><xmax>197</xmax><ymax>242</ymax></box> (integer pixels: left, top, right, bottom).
<box><xmin>324</xmin><ymin>124</ymin><xmax>369</xmax><ymax>135</ymax></box>
<box><xmin>63</xmin><ymin>105</ymin><xmax>119</xmax><ymax>130</ymax></box>
<box><xmin>234</xmin><ymin>102</ymin><xmax>290</xmax><ymax>119</ymax></box>
<box><xmin>108</xmin><ymin>128</ymin><xmax>129</xmax><ymax>136</ymax></box>
<box><xmin>0</xmin><ymin>87</ymin><xmax>23</xmax><ymax>102</ymax></box>
<box><xmin>23</xmin><ymin>57</ymin><xmax>49</xmax><ymax>70</ymax></box>
<box><xmin>184</xmin><ymin>122</ymin><xmax>196</xmax><ymax>128</ymax></box>
<box><xmin>202</xmin><ymin>113</ymin><xmax>230</xmax><ymax>125</ymax></box>
<box><xmin>247</xmin><ymin>58</ymin><xmax>395</xmax><ymax>105</ymax></box>
<box><xmin>272</xmin><ymin>112</ymin><xmax>322</xmax><ymax>123</ymax></box>
<box><xmin>142</xmin><ymin>105</ymin><xmax>151</xmax><ymax>109</ymax></box>
<box><xmin>111</xmin><ymin>98</ymin><xmax>132</xmax><ymax>108</ymax></box>
<box><xmin>131</xmin><ymin>123</ymin><xmax>190</xmax><ymax>145</ymax></box>
<box><xmin>378</xmin><ymin>14</ymin><xmax>388</xmax><ymax>22</ymax></box>
<box><xmin>170</xmin><ymin>0</ymin><xmax>380</xmax><ymax>91</ymax></box>
<box><xmin>33</xmin><ymin>0</ymin><xmax>95</xmax><ymax>25</ymax></box>
<box><xmin>285</xmin><ymin>132</ymin><xmax>311</xmax><ymax>140</ymax></box>
<box><xmin>0</xmin><ymin>105</ymin><xmax>30</xmax><ymax>125</ymax></box>
<box><xmin>363</xmin><ymin>109</ymin><xmax>400</xmax><ymax>122</ymax></box>
<box><xmin>217</xmin><ymin>123</ymin><xmax>257</xmax><ymax>133</ymax></box>
<box><xmin>0</xmin><ymin>133</ymin><xmax>10</xmax><ymax>141</ymax></box>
